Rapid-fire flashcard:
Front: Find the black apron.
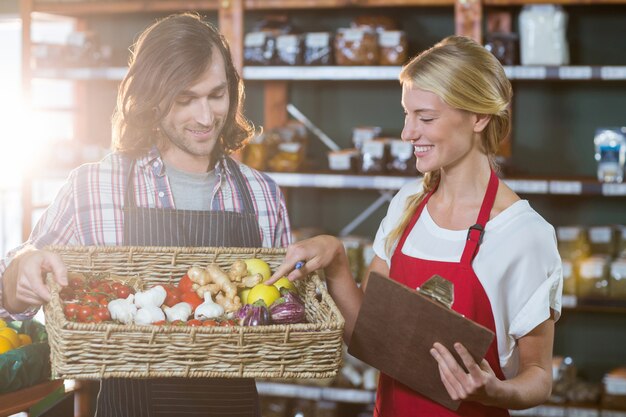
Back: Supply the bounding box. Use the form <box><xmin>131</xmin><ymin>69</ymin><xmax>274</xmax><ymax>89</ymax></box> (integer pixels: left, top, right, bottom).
<box><xmin>96</xmin><ymin>156</ymin><xmax>262</xmax><ymax>417</ymax></box>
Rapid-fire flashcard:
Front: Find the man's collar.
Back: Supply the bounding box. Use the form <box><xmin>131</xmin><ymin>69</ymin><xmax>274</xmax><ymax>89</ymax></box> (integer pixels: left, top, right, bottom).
<box><xmin>138</xmin><ymin>145</ymin><xmax>232</xmax><ymax>176</ymax></box>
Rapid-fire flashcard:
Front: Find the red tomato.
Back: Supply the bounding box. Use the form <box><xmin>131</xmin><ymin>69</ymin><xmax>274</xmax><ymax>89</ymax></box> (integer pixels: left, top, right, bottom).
<box><xmin>81</xmin><ymin>294</ymin><xmax>100</xmax><ymax>306</ymax></box>
<box><xmin>186</xmin><ymin>319</ymin><xmax>203</xmax><ymax>327</ymax></box>
<box><xmin>64</xmin><ymin>303</ymin><xmax>79</xmax><ymax>320</ymax></box>
<box><xmin>115</xmin><ymin>285</ymin><xmax>132</xmax><ymax>299</ymax></box>
<box><xmin>219</xmin><ymin>319</ymin><xmax>237</xmax><ymax>327</ymax></box>
<box><xmin>180</xmin><ymin>292</ymin><xmax>203</xmax><ymax>311</ymax></box>
<box><xmin>163</xmin><ymin>285</ymin><xmax>183</xmax><ymax>307</ymax></box>
<box><xmin>153</xmin><ymin>320</ymin><xmax>167</xmax><ymax>326</ymax></box>
<box><xmin>59</xmin><ymin>288</ymin><xmax>75</xmax><ymax>301</ymax></box>
<box><xmin>170</xmin><ymin>320</ymin><xmax>185</xmax><ymax>326</ymax></box>
<box><xmin>98</xmin><ymin>296</ymin><xmax>110</xmax><ymax>307</ymax></box>
<box><xmin>178</xmin><ymin>274</ymin><xmax>194</xmax><ymax>293</ymax></box>
<box><xmin>77</xmin><ymin>305</ymin><xmax>93</xmax><ymax>322</ymax></box>
<box><xmin>202</xmin><ymin>319</ymin><xmax>218</xmax><ymax>327</ymax></box>
<box><xmin>93</xmin><ymin>307</ymin><xmax>111</xmax><ymax>323</ymax></box>
<box><xmin>69</xmin><ymin>276</ymin><xmax>85</xmax><ymax>289</ymax></box>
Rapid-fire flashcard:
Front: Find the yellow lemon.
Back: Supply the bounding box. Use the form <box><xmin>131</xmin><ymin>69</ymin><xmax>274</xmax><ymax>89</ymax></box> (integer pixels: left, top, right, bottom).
<box><xmin>18</xmin><ymin>334</ymin><xmax>33</xmax><ymax>346</ymax></box>
<box><xmin>244</xmin><ymin>259</ymin><xmax>272</xmax><ymax>282</ymax></box>
<box><xmin>247</xmin><ymin>284</ymin><xmax>281</xmax><ymax>307</ymax></box>
<box><xmin>0</xmin><ymin>327</ymin><xmax>20</xmax><ymax>348</ymax></box>
<box><xmin>273</xmin><ymin>277</ymin><xmax>297</xmax><ymax>293</ymax></box>
<box><xmin>0</xmin><ymin>335</ymin><xmax>14</xmax><ymax>354</ymax></box>
<box><xmin>238</xmin><ymin>288</ymin><xmax>251</xmax><ymax>305</ymax></box>
<box><xmin>0</xmin><ymin>319</ymin><xmax>7</xmax><ymax>328</ymax></box>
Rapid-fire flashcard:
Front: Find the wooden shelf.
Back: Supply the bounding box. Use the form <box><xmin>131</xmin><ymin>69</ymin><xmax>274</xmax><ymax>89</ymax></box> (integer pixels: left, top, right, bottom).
<box><xmin>244</xmin><ymin>0</ymin><xmax>455</xmax><ymax>9</ymax></box>
<box><xmin>32</xmin><ymin>0</ymin><xmax>220</xmax><ymax>15</ymax></box>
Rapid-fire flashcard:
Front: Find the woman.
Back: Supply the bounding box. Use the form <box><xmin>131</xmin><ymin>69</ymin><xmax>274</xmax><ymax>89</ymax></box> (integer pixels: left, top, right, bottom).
<box><xmin>269</xmin><ymin>36</ymin><xmax>562</xmax><ymax>416</ymax></box>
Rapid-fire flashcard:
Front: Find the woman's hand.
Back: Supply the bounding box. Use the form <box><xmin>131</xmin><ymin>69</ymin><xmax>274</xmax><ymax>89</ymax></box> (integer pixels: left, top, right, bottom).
<box><xmin>430</xmin><ymin>342</ymin><xmax>501</xmax><ymax>405</ymax></box>
<box><xmin>267</xmin><ymin>235</ymin><xmax>349</xmax><ymax>284</ymax></box>
<box><xmin>2</xmin><ymin>249</ymin><xmax>68</xmax><ymax>313</ymax></box>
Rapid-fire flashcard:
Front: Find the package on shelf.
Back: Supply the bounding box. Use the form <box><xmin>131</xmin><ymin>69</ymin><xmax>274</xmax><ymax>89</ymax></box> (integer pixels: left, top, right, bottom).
<box><xmin>578</xmin><ymin>256</ymin><xmax>611</xmax><ymax>298</ymax></box>
<box><xmin>603</xmin><ymin>368</ymin><xmax>626</xmax><ymax>411</ymax></box>
<box><xmin>275</xmin><ymin>34</ymin><xmax>304</xmax><ymax>66</ymax></box>
<box><xmin>334</xmin><ymin>28</ymin><xmax>379</xmax><ymax>66</ymax></box>
<box><xmin>378</xmin><ymin>30</ymin><xmax>408</xmax><ymax>66</ymax></box>
<box><xmin>519</xmin><ymin>5</ymin><xmax>569</xmax><ymax>66</ymax></box>
<box><xmin>243</xmin><ymin>121</ymin><xmax>308</xmax><ymax>172</ymax></box>
<box><xmin>484</xmin><ymin>32</ymin><xmax>519</xmax><ymax>66</ymax></box>
<box><xmin>361</xmin><ymin>139</ymin><xmax>391</xmax><ymax>174</ymax></box>
<box><xmin>352</xmin><ymin>126</ymin><xmax>382</xmax><ymax>151</ymax></box>
<box><xmin>387</xmin><ymin>138</ymin><xmax>417</xmax><ymax>175</ymax></box>
<box><xmin>552</xmin><ymin>356</ymin><xmax>602</xmax><ymax>405</ymax></box>
<box><xmin>304</xmin><ymin>32</ymin><xmax>334</xmax><ymax>66</ymax></box>
<box><xmin>328</xmin><ymin>149</ymin><xmax>359</xmax><ymax>173</ymax></box>
<box><xmin>594</xmin><ymin>128</ymin><xmax>626</xmax><ymax>184</ymax></box>
<box><xmin>244</xmin><ymin>16</ymin><xmax>294</xmax><ymax>66</ymax></box>
<box><xmin>588</xmin><ymin>226</ymin><xmax>620</xmax><ymax>257</ymax></box>
<box><xmin>557</xmin><ymin>226</ymin><xmax>591</xmax><ymax>261</ymax></box>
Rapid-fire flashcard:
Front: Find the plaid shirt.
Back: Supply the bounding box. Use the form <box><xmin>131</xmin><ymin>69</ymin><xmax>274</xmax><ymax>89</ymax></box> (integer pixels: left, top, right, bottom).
<box><xmin>0</xmin><ymin>147</ymin><xmax>291</xmax><ymax>319</ymax></box>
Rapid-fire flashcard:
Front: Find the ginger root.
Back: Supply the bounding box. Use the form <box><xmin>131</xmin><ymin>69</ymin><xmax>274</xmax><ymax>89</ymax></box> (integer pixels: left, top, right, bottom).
<box><xmin>195</xmin><ymin>283</ymin><xmax>221</xmax><ymax>298</ymax></box>
<box><xmin>227</xmin><ymin>260</ymin><xmax>248</xmax><ymax>283</ymax></box>
<box><xmin>216</xmin><ymin>292</ymin><xmax>241</xmax><ymax>313</ymax></box>
<box><xmin>237</xmin><ymin>273</ymin><xmax>263</xmax><ymax>289</ymax></box>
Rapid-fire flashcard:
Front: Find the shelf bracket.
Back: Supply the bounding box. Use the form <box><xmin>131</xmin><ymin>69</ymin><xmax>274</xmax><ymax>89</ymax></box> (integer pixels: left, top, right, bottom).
<box><xmin>339</xmin><ymin>191</ymin><xmax>394</xmax><ymax>237</ymax></box>
<box><xmin>287</xmin><ymin>103</ymin><xmax>341</xmax><ymax>152</ymax></box>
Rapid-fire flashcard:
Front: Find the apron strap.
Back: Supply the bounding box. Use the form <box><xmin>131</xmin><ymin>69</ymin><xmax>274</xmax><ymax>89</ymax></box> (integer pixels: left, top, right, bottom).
<box><xmin>460</xmin><ymin>169</ymin><xmax>499</xmax><ymax>266</ymax></box>
<box><xmin>393</xmin><ymin>181</ymin><xmax>439</xmax><ymax>259</ymax></box>
<box><xmin>124</xmin><ymin>157</ymin><xmax>137</xmax><ymax>209</ymax></box>
<box><xmin>223</xmin><ymin>157</ymin><xmax>256</xmax><ymax>214</ymax></box>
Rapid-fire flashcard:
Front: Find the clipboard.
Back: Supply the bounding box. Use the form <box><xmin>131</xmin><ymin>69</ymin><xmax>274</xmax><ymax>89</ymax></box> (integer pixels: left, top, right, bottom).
<box><xmin>347</xmin><ymin>272</ymin><xmax>495</xmax><ymax>410</ymax></box>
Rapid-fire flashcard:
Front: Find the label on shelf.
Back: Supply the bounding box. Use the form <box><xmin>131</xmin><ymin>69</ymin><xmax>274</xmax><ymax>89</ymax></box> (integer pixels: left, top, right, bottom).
<box><xmin>549</xmin><ymin>181</ymin><xmax>582</xmax><ymax>195</ymax></box>
<box><xmin>558</xmin><ymin>66</ymin><xmax>593</xmax><ymax>80</ymax></box>
<box><xmin>568</xmin><ymin>408</ymin><xmax>600</xmax><ymax>417</ymax></box>
<box><xmin>340</xmin><ymin>29</ymin><xmax>365</xmax><ymax>42</ymax></box>
<box><xmin>561</xmin><ymin>294</ymin><xmax>578</xmax><ymax>308</ymax></box>
<box><xmin>602</xmin><ymin>411</ymin><xmax>626</xmax><ymax>417</ymax></box>
<box><xmin>306</xmin><ymin>32</ymin><xmax>331</xmax><ymax>48</ymax></box>
<box><xmin>256</xmin><ymin>382</ymin><xmax>321</xmax><ymax>400</ymax></box>
<box><xmin>602</xmin><ymin>183</ymin><xmax>626</xmax><ymax>196</ymax></box>
<box><xmin>601</xmin><ymin>66</ymin><xmax>626</xmax><ymax>80</ymax></box>
<box><xmin>277</xmin><ymin>34</ymin><xmax>299</xmax><ymax>49</ymax></box>
<box><xmin>244</xmin><ymin>32</ymin><xmax>266</xmax><ymax>47</ymax></box>
<box><xmin>589</xmin><ymin>226</ymin><xmax>612</xmax><ymax>243</ymax></box>
<box><xmin>379</xmin><ymin>31</ymin><xmax>402</xmax><ymax>47</ymax></box>
<box><xmin>535</xmin><ymin>405</ymin><xmax>567</xmax><ymax>417</ymax></box>
<box><xmin>557</xmin><ymin>226</ymin><xmax>583</xmax><ymax>241</ymax></box>
<box><xmin>513</xmin><ymin>66</ymin><xmax>547</xmax><ymax>79</ymax></box>
<box><xmin>505</xmin><ymin>179</ymin><xmax>549</xmax><ymax>194</ymax></box>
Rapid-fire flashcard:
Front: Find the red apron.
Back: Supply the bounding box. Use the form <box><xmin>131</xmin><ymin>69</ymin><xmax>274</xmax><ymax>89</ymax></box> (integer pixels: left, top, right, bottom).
<box><xmin>375</xmin><ymin>170</ymin><xmax>510</xmax><ymax>417</ymax></box>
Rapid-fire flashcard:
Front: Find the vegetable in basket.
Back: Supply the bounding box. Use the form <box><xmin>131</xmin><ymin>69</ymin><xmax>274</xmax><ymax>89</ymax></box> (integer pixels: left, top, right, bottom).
<box><xmin>269</xmin><ymin>289</ymin><xmax>306</xmax><ymax>324</ymax></box>
<box><xmin>241</xmin><ymin>301</ymin><xmax>271</xmax><ymax>326</ymax></box>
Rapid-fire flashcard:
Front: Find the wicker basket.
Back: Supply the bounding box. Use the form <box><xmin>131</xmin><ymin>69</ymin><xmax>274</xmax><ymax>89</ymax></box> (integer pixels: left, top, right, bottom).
<box><xmin>43</xmin><ymin>246</ymin><xmax>344</xmax><ymax>380</ymax></box>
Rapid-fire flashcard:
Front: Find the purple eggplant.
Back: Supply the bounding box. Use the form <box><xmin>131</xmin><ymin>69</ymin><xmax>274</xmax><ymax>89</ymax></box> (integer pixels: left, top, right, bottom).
<box><xmin>269</xmin><ymin>293</ymin><xmax>306</xmax><ymax>324</ymax></box>
<box><xmin>242</xmin><ymin>301</ymin><xmax>271</xmax><ymax>326</ymax></box>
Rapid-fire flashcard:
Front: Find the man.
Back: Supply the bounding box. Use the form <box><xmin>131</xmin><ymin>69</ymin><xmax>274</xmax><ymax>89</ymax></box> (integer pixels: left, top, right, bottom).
<box><xmin>0</xmin><ymin>13</ymin><xmax>291</xmax><ymax>416</ymax></box>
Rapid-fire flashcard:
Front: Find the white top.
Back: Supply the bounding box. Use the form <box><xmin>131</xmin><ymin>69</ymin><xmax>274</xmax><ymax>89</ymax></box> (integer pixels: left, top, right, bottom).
<box><xmin>373</xmin><ymin>180</ymin><xmax>563</xmax><ymax>379</ymax></box>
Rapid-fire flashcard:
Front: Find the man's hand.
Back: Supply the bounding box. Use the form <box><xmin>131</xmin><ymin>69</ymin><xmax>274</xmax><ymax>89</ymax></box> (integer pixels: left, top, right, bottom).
<box><xmin>2</xmin><ymin>249</ymin><xmax>68</xmax><ymax>314</ymax></box>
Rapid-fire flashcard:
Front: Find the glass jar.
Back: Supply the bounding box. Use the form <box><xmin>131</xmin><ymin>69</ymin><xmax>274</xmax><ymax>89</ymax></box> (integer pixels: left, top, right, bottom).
<box><xmin>577</xmin><ymin>256</ymin><xmax>610</xmax><ymax>298</ymax></box>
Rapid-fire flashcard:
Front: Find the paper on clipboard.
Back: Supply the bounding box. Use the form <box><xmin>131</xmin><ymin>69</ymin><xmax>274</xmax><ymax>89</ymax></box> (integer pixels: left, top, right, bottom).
<box><xmin>347</xmin><ymin>272</ymin><xmax>495</xmax><ymax>410</ymax></box>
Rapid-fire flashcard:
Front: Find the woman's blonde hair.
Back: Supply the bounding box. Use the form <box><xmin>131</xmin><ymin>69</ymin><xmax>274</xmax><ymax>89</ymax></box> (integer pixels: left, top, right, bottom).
<box><xmin>112</xmin><ymin>13</ymin><xmax>254</xmax><ymax>158</ymax></box>
<box><xmin>384</xmin><ymin>35</ymin><xmax>512</xmax><ymax>257</ymax></box>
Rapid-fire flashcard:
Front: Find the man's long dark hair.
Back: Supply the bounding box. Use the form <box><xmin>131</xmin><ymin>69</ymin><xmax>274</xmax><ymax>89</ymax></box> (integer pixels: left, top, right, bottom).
<box><xmin>112</xmin><ymin>13</ymin><xmax>254</xmax><ymax>157</ymax></box>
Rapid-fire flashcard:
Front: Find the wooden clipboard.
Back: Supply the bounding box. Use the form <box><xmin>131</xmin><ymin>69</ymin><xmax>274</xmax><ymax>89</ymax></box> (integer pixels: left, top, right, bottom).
<box><xmin>347</xmin><ymin>272</ymin><xmax>495</xmax><ymax>410</ymax></box>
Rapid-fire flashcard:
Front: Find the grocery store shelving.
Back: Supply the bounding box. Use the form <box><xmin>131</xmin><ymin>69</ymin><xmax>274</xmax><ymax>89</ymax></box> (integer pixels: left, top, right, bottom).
<box><xmin>31</xmin><ymin>65</ymin><xmax>626</xmax><ymax>82</ymax></box>
<box><xmin>266</xmin><ymin>172</ymin><xmax>626</xmax><ymax>196</ymax></box>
